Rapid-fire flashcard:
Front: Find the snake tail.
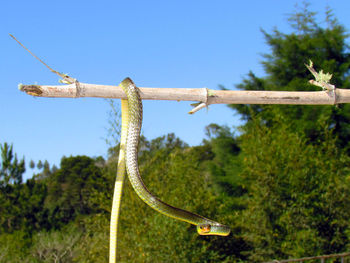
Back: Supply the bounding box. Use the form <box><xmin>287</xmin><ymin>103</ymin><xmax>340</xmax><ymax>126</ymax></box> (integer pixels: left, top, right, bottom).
<box><xmin>109</xmin><ymin>97</ymin><xmax>129</xmax><ymax>262</ymax></box>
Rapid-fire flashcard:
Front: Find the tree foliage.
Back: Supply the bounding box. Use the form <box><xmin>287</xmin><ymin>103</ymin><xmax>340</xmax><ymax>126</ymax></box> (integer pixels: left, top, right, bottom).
<box><xmin>0</xmin><ymin>142</ymin><xmax>25</xmax><ymax>186</ymax></box>
<box><xmin>0</xmin><ymin>143</ymin><xmax>26</xmax><ymax>233</ymax></box>
<box><xmin>45</xmin><ymin>155</ymin><xmax>106</xmax><ymax>227</ymax></box>
<box><xmin>230</xmin><ymin>4</ymin><xmax>350</xmax><ymax>148</ymax></box>
<box><xmin>238</xmin><ymin>111</ymin><xmax>350</xmax><ymax>261</ymax></box>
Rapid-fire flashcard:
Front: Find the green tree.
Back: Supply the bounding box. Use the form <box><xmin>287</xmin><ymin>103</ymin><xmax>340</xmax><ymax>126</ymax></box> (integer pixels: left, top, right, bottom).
<box><xmin>229</xmin><ymin>4</ymin><xmax>350</xmax><ymax>147</ymax></box>
<box><xmin>18</xmin><ymin>178</ymin><xmax>49</xmax><ymax>232</ymax></box>
<box><xmin>45</xmin><ymin>155</ymin><xmax>106</xmax><ymax>227</ymax></box>
<box><xmin>37</xmin><ymin>160</ymin><xmax>43</xmax><ymax>170</ymax></box>
<box><xmin>0</xmin><ymin>142</ymin><xmax>25</xmax><ymax>186</ymax></box>
<box><xmin>0</xmin><ymin>143</ymin><xmax>26</xmax><ymax>233</ymax></box>
<box><xmin>238</xmin><ymin>111</ymin><xmax>350</xmax><ymax>261</ymax></box>
<box><xmin>29</xmin><ymin>160</ymin><xmax>35</xmax><ymax>169</ymax></box>
<box><xmin>202</xmin><ymin>124</ymin><xmax>244</xmax><ymax>197</ymax></box>
<box><xmin>33</xmin><ymin>159</ymin><xmax>54</xmax><ymax>180</ymax></box>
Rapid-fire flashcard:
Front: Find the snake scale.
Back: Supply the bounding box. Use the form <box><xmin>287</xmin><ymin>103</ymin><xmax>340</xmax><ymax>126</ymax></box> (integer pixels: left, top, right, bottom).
<box><xmin>119</xmin><ymin>77</ymin><xmax>230</xmax><ymax>236</ymax></box>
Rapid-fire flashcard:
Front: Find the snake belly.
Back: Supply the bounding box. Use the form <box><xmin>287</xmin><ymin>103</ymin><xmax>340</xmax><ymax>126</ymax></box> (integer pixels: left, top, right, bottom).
<box><xmin>119</xmin><ymin>77</ymin><xmax>230</xmax><ymax>236</ymax></box>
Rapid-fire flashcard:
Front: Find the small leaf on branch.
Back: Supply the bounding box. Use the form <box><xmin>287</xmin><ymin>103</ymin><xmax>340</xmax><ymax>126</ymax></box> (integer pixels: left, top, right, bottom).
<box><xmin>305</xmin><ymin>60</ymin><xmax>335</xmax><ymax>91</ymax></box>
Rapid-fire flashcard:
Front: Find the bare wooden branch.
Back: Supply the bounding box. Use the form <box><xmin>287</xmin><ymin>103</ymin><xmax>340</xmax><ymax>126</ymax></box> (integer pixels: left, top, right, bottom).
<box><xmin>19</xmin><ymin>82</ymin><xmax>350</xmax><ymax>105</ymax></box>
<box><xmin>14</xmin><ymin>34</ymin><xmax>347</xmax><ymax>109</ymax></box>
<box><xmin>13</xmin><ymin>33</ymin><xmax>349</xmax><ymax>111</ymax></box>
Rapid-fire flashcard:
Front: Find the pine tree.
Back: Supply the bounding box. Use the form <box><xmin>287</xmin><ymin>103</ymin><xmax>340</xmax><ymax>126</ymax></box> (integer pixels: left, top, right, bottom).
<box><xmin>0</xmin><ymin>143</ymin><xmax>25</xmax><ymax>233</ymax></box>
<box><xmin>0</xmin><ymin>143</ymin><xmax>25</xmax><ymax>186</ymax></box>
<box><xmin>229</xmin><ymin>3</ymin><xmax>350</xmax><ymax>147</ymax></box>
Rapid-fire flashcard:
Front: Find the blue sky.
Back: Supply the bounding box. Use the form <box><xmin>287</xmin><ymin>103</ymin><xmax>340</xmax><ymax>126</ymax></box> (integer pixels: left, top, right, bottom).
<box><xmin>1</xmin><ymin>0</ymin><xmax>349</xmax><ymax>180</ymax></box>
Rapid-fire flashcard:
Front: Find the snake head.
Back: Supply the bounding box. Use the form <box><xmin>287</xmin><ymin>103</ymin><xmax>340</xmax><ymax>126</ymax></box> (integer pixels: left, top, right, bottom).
<box><xmin>197</xmin><ymin>223</ymin><xmax>230</xmax><ymax>236</ymax></box>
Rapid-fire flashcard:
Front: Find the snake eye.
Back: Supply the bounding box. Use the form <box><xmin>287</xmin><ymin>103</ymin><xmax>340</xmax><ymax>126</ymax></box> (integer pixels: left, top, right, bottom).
<box><xmin>199</xmin><ymin>224</ymin><xmax>211</xmax><ymax>234</ymax></box>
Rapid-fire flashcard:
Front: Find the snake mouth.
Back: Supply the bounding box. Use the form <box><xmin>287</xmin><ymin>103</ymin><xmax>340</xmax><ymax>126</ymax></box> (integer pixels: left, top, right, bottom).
<box><xmin>197</xmin><ymin>223</ymin><xmax>231</xmax><ymax>236</ymax></box>
<box><xmin>198</xmin><ymin>224</ymin><xmax>211</xmax><ymax>234</ymax></box>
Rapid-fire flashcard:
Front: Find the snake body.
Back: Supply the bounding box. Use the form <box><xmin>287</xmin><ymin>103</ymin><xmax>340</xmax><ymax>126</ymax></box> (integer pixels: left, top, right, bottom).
<box><xmin>120</xmin><ymin>77</ymin><xmax>230</xmax><ymax>236</ymax></box>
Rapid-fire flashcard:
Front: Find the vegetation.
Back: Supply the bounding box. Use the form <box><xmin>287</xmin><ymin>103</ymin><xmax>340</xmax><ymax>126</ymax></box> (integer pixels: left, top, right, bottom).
<box><xmin>2</xmin><ymin>4</ymin><xmax>350</xmax><ymax>262</ymax></box>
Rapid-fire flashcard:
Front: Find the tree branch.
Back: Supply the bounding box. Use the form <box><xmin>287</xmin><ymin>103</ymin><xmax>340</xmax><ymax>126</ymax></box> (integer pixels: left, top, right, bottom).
<box><xmin>19</xmin><ymin>82</ymin><xmax>350</xmax><ymax>105</ymax></box>
<box><xmin>13</xmin><ymin>34</ymin><xmax>348</xmax><ymax>113</ymax></box>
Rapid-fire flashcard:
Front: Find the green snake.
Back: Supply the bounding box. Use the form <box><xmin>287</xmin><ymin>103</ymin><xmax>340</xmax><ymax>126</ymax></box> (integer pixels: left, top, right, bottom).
<box><xmin>119</xmin><ymin>77</ymin><xmax>230</xmax><ymax>236</ymax></box>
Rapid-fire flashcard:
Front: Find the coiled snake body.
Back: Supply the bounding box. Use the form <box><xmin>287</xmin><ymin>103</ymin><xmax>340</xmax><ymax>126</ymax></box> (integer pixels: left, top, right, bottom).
<box><xmin>120</xmin><ymin>77</ymin><xmax>230</xmax><ymax>236</ymax></box>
